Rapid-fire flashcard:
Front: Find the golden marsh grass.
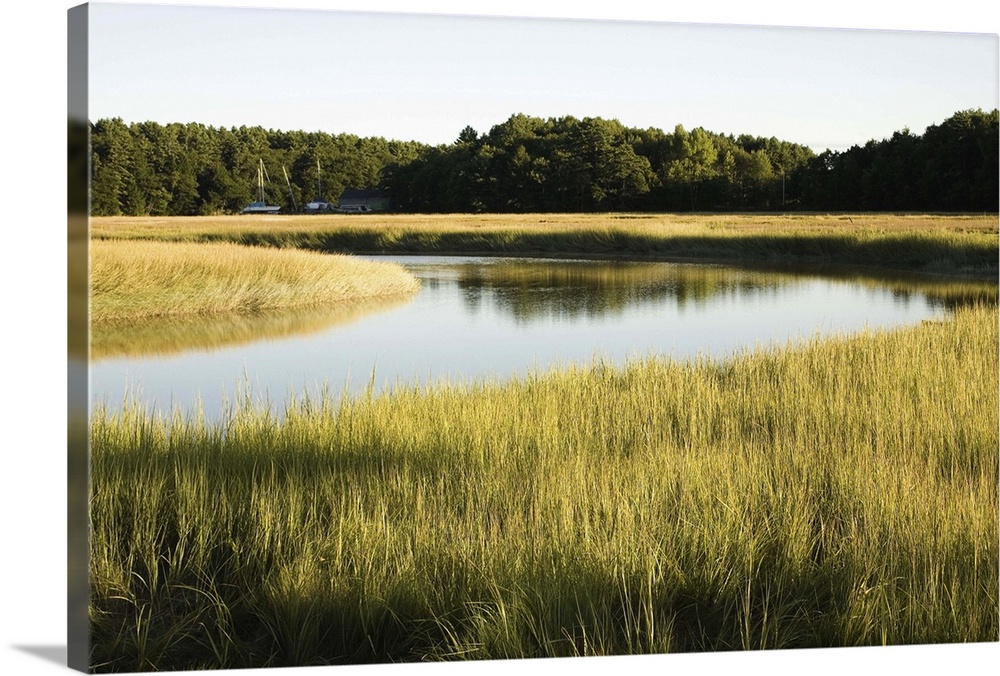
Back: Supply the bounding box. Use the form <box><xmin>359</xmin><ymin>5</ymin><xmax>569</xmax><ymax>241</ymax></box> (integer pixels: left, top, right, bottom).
<box><xmin>90</xmin><ymin>239</ymin><xmax>420</xmax><ymax>323</ymax></box>
<box><xmin>89</xmin><ymin>303</ymin><xmax>998</xmax><ymax>669</ymax></box>
<box><xmin>92</xmin><ymin>212</ymin><xmax>1000</xmax><ymax>237</ymax></box>
<box><xmin>85</xmin><ymin>213</ymin><xmax>999</xmax><ymax>669</ymax></box>
<box><xmin>91</xmin><ymin>213</ymin><xmax>1000</xmax><ymax>278</ymax></box>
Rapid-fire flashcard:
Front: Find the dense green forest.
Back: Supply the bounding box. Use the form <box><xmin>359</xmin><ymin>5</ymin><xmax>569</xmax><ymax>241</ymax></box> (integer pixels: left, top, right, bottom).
<box><xmin>89</xmin><ymin>109</ymin><xmax>998</xmax><ymax>215</ymax></box>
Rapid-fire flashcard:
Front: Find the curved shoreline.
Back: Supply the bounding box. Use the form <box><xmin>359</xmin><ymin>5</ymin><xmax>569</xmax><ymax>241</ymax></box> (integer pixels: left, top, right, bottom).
<box><xmin>90</xmin><ymin>239</ymin><xmax>421</xmax><ymax>324</ymax></box>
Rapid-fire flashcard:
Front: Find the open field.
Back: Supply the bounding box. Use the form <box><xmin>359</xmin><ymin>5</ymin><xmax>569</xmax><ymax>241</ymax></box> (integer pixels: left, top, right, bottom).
<box><xmin>90</xmin><ymin>239</ymin><xmax>420</xmax><ymax>323</ymax></box>
<box><xmin>91</xmin><ymin>213</ymin><xmax>999</xmax><ymax>278</ymax></box>
<box><xmin>89</xmin><ymin>303</ymin><xmax>998</xmax><ymax>671</ymax></box>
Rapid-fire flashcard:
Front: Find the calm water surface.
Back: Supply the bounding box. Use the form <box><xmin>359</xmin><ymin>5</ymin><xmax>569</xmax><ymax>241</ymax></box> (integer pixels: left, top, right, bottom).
<box><xmin>91</xmin><ymin>256</ymin><xmax>985</xmax><ymax>421</ymax></box>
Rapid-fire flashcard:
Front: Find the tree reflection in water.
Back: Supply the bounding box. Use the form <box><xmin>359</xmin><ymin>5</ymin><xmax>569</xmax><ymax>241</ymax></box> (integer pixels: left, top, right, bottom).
<box><xmin>451</xmin><ymin>259</ymin><xmax>997</xmax><ymax>323</ymax></box>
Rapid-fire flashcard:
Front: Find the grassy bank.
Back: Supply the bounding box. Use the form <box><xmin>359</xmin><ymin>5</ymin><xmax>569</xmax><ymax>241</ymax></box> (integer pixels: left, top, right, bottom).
<box><xmin>91</xmin><ymin>213</ymin><xmax>999</xmax><ymax>277</ymax></box>
<box><xmin>90</xmin><ymin>239</ymin><xmax>420</xmax><ymax>323</ymax></box>
<box><xmin>90</xmin><ymin>303</ymin><xmax>998</xmax><ymax>671</ymax></box>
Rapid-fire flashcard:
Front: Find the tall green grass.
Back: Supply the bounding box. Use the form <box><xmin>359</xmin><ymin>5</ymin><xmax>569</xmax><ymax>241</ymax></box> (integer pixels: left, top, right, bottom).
<box><xmin>89</xmin><ymin>304</ymin><xmax>998</xmax><ymax>671</ymax></box>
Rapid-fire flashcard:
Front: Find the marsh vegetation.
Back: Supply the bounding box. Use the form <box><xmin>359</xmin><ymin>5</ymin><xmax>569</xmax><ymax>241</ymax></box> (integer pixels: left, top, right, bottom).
<box><xmin>89</xmin><ymin>303</ymin><xmax>998</xmax><ymax>670</ymax></box>
<box><xmin>91</xmin><ymin>213</ymin><xmax>999</xmax><ymax>278</ymax></box>
<box><xmin>90</xmin><ymin>239</ymin><xmax>420</xmax><ymax>323</ymax></box>
<box><xmin>86</xmin><ymin>214</ymin><xmax>999</xmax><ymax>671</ymax></box>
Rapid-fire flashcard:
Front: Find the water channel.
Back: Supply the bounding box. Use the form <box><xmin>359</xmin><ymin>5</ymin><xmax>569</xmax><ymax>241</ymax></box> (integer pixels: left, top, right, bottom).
<box><xmin>90</xmin><ymin>256</ymin><xmax>995</xmax><ymax>422</ymax></box>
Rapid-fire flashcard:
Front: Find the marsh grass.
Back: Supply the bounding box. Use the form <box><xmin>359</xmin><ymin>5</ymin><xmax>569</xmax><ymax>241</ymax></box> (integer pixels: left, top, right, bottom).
<box><xmin>90</xmin><ymin>239</ymin><xmax>420</xmax><ymax>323</ymax></box>
<box><xmin>89</xmin><ymin>304</ymin><xmax>999</xmax><ymax>670</ymax></box>
<box><xmin>91</xmin><ymin>213</ymin><xmax>999</xmax><ymax>277</ymax></box>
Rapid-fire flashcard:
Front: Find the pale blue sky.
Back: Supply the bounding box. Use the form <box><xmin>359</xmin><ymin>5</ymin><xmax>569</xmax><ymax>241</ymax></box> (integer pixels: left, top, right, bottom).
<box><xmin>87</xmin><ymin>1</ymin><xmax>998</xmax><ymax>152</ymax></box>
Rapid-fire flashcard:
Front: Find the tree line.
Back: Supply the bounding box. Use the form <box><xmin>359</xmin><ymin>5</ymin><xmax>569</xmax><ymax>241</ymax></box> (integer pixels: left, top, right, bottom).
<box><xmin>89</xmin><ymin>108</ymin><xmax>997</xmax><ymax>216</ymax></box>
<box><xmin>89</xmin><ymin>119</ymin><xmax>426</xmax><ymax>216</ymax></box>
<box><xmin>800</xmin><ymin>109</ymin><xmax>998</xmax><ymax>212</ymax></box>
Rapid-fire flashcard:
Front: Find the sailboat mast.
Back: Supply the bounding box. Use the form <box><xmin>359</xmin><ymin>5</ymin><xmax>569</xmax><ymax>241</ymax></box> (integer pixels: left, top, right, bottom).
<box><xmin>257</xmin><ymin>158</ymin><xmax>265</xmax><ymax>202</ymax></box>
<box><xmin>283</xmin><ymin>166</ymin><xmax>296</xmax><ymax>211</ymax></box>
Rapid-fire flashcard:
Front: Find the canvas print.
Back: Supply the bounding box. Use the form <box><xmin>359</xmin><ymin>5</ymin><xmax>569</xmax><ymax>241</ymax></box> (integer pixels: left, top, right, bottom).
<box><xmin>68</xmin><ymin>2</ymin><xmax>999</xmax><ymax>673</ymax></box>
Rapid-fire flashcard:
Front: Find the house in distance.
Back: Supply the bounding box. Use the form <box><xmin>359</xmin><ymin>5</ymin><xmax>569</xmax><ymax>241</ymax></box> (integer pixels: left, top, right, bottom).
<box><xmin>302</xmin><ymin>188</ymin><xmax>391</xmax><ymax>213</ymax></box>
<box><xmin>337</xmin><ymin>188</ymin><xmax>391</xmax><ymax>213</ymax></box>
